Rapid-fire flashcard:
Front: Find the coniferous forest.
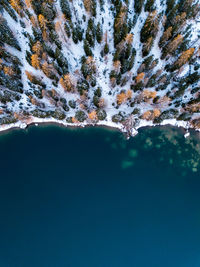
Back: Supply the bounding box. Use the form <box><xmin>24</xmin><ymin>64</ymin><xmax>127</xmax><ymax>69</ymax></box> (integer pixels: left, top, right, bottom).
<box><xmin>0</xmin><ymin>0</ymin><xmax>199</xmax><ymax>135</ymax></box>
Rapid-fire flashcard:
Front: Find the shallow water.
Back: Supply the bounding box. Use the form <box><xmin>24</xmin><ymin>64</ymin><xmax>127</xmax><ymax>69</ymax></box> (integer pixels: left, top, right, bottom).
<box><xmin>0</xmin><ymin>125</ymin><xmax>200</xmax><ymax>267</ymax></box>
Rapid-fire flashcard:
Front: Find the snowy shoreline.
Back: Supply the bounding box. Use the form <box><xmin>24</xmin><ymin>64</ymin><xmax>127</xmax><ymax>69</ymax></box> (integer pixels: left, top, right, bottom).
<box><xmin>0</xmin><ymin>116</ymin><xmax>196</xmax><ymax>139</ymax></box>
<box><xmin>0</xmin><ymin>0</ymin><xmax>199</xmax><ymax>140</ymax></box>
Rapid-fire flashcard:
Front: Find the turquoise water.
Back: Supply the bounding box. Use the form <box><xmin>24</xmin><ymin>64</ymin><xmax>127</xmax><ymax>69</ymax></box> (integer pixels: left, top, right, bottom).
<box><xmin>0</xmin><ymin>125</ymin><xmax>200</xmax><ymax>267</ymax></box>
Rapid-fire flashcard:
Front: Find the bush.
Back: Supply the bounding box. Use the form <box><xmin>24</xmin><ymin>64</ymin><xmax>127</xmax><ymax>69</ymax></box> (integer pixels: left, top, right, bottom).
<box><xmin>0</xmin><ymin>116</ymin><xmax>17</xmax><ymax>125</ymax></box>
<box><xmin>32</xmin><ymin>109</ymin><xmax>52</xmax><ymax>118</ymax></box>
<box><xmin>77</xmin><ymin>79</ymin><xmax>89</xmax><ymax>95</ymax></box>
<box><xmin>69</xmin><ymin>100</ymin><xmax>76</xmax><ymax>109</ymax></box>
<box><xmin>112</xmin><ymin>113</ymin><xmax>124</xmax><ymax>123</ymax></box>
<box><xmin>177</xmin><ymin>112</ymin><xmax>191</xmax><ymax>121</ymax></box>
<box><xmin>132</xmin><ymin>108</ymin><xmax>140</xmax><ymax>115</ymax></box>
<box><xmin>97</xmin><ymin>109</ymin><xmax>107</xmax><ymax>120</ymax></box>
<box><xmin>94</xmin><ymin>87</ymin><xmax>102</xmax><ymax>97</ymax></box>
<box><xmin>52</xmin><ymin>109</ymin><xmax>66</xmax><ymax>120</ymax></box>
<box><xmin>75</xmin><ymin>110</ymin><xmax>87</xmax><ymax>122</ymax></box>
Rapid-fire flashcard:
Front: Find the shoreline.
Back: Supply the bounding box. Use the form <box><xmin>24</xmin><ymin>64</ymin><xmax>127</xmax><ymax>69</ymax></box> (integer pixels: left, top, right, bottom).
<box><xmin>0</xmin><ymin>116</ymin><xmax>197</xmax><ymax>138</ymax></box>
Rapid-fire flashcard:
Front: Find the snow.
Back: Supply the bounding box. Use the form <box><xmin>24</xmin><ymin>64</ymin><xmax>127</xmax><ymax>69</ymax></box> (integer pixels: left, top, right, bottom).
<box><xmin>0</xmin><ymin>0</ymin><xmax>199</xmax><ymax>137</ymax></box>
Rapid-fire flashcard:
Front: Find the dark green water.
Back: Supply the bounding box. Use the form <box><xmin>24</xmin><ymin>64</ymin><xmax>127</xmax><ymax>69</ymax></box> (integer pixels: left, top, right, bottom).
<box><xmin>0</xmin><ymin>125</ymin><xmax>200</xmax><ymax>267</ymax></box>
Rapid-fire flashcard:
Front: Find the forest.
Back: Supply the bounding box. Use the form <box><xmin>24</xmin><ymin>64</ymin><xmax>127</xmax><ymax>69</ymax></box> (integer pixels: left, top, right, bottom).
<box><xmin>0</xmin><ymin>0</ymin><xmax>199</xmax><ymax>134</ymax></box>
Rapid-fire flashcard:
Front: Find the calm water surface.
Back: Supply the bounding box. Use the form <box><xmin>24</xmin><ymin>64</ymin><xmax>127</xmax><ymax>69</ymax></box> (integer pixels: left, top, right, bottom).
<box><xmin>0</xmin><ymin>125</ymin><xmax>200</xmax><ymax>267</ymax></box>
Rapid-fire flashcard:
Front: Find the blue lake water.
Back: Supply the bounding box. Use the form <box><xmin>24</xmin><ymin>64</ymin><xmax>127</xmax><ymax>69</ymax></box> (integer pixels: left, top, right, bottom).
<box><xmin>0</xmin><ymin>125</ymin><xmax>200</xmax><ymax>267</ymax></box>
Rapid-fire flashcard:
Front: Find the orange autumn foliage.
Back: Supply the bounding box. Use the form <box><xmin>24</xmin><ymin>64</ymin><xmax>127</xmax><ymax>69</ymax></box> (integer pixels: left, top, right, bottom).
<box><xmin>175</xmin><ymin>48</ymin><xmax>195</xmax><ymax>67</ymax></box>
<box><xmin>4</xmin><ymin>66</ymin><xmax>14</xmax><ymax>76</ymax></box>
<box><xmin>28</xmin><ymin>95</ymin><xmax>38</xmax><ymax>105</ymax></box>
<box><xmin>83</xmin><ymin>0</ymin><xmax>92</xmax><ymax>12</ymax></box>
<box><xmin>25</xmin><ymin>70</ymin><xmax>35</xmax><ymax>82</ymax></box>
<box><xmin>30</xmin><ymin>15</ymin><xmax>37</xmax><ymax>27</ymax></box>
<box><xmin>117</xmin><ymin>92</ymin><xmax>127</xmax><ymax>105</ymax></box>
<box><xmin>10</xmin><ymin>0</ymin><xmax>23</xmax><ymax>16</ymax></box>
<box><xmin>113</xmin><ymin>60</ymin><xmax>121</xmax><ymax>72</ymax></box>
<box><xmin>42</xmin><ymin>62</ymin><xmax>55</xmax><ymax>78</ymax></box>
<box><xmin>88</xmin><ymin>110</ymin><xmax>97</xmax><ymax>121</ymax></box>
<box><xmin>160</xmin><ymin>26</ymin><xmax>172</xmax><ymax>44</ymax></box>
<box><xmin>72</xmin><ymin>117</ymin><xmax>79</xmax><ymax>123</ymax></box>
<box><xmin>142</xmin><ymin>109</ymin><xmax>161</xmax><ymax>120</ymax></box>
<box><xmin>153</xmin><ymin>109</ymin><xmax>161</xmax><ymax>118</ymax></box>
<box><xmin>25</xmin><ymin>0</ymin><xmax>32</xmax><ymax>9</ymax></box>
<box><xmin>60</xmin><ymin>74</ymin><xmax>75</xmax><ymax>92</ymax></box>
<box><xmin>167</xmin><ymin>34</ymin><xmax>183</xmax><ymax>54</ymax></box>
<box><xmin>142</xmin><ymin>110</ymin><xmax>152</xmax><ymax>120</ymax></box>
<box><xmin>136</xmin><ymin>72</ymin><xmax>145</xmax><ymax>83</ymax></box>
<box><xmin>126</xmin><ymin>89</ymin><xmax>132</xmax><ymax>99</ymax></box>
<box><xmin>38</xmin><ymin>14</ymin><xmax>47</xmax><ymax>29</ymax></box>
<box><xmin>31</xmin><ymin>54</ymin><xmax>40</xmax><ymax>69</ymax></box>
<box><xmin>143</xmin><ymin>89</ymin><xmax>157</xmax><ymax>100</ymax></box>
<box><xmin>125</xmin><ymin>33</ymin><xmax>133</xmax><ymax>44</ymax></box>
<box><xmin>32</xmin><ymin>41</ymin><xmax>43</xmax><ymax>56</ymax></box>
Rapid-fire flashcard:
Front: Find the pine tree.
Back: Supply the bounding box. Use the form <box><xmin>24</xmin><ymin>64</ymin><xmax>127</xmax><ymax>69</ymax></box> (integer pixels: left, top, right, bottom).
<box><xmin>96</xmin><ymin>22</ymin><xmax>103</xmax><ymax>43</ymax></box>
<box><xmin>140</xmin><ymin>11</ymin><xmax>159</xmax><ymax>43</ymax></box>
<box><xmin>142</xmin><ymin>37</ymin><xmax>153</xmax><ymax>56</ymax></box>
<box><xmin>134</xmin><ymin>0</ymin><xmax>145</xmax><ymax>14</ymax></box>
<box><xmin>114</xmin><ymin>5</ymin><xmax>128</xmax><ymax>46</ymax></box>
<box><xmin>162</xmin><ymin>34</ymin><xmax>183</xmax><ymax>58</ymax></box>
<box><xmin>60</xmin><ymin>0</ymin><xmax>71</xmax><ymax>20</ymax></box>
<box><xmin>145</xmin><ymin>0</ymin><xmax>155</xmax><ymax>12</ymax></box>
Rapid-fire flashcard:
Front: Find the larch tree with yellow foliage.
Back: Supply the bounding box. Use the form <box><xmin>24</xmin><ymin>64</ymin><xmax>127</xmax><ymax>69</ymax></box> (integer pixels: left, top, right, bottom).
<box><xmin>10</xmin><ymin>0</ymin><xmax>23</xmax><ymax>16</ymax></box>
<box><xmin>32</xmin><ymin>41</ymin><xmax>43</xmax><ymax>56</ymax></box>
<box><xmin>117</xmin><ymin>92</ymin><xmax>127</xmax><ymax>105</ymax></box>
<box><xmin>88</xmin><ymin>110</ymin><xmax>98</xmax><ymax>121</ymax></box>
<box><xmin>135</xmin><ymin>73</ymin><xmax>145</xmax><ymax>83</ymax></box>
<box><xmin>31</xmin><ymin>54</ymin><xmax>40</xmax><ymax>69</ymax></box>
<box><xmin>174</xmin><ymin>48</ymin><xmax>195</xmax><ymax>68</ymax></box>
<box><xmin>60</xmin><ymin>74</ymin><xmax>75</xmax><ymax>92</ymax></box>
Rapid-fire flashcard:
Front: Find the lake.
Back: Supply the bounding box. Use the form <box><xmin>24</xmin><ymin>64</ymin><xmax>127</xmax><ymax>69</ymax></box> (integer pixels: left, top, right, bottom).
<box><xmin>0</xmin><ymin>125</ymin><xmax>200</xmax><ymax>267</ymax></box>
